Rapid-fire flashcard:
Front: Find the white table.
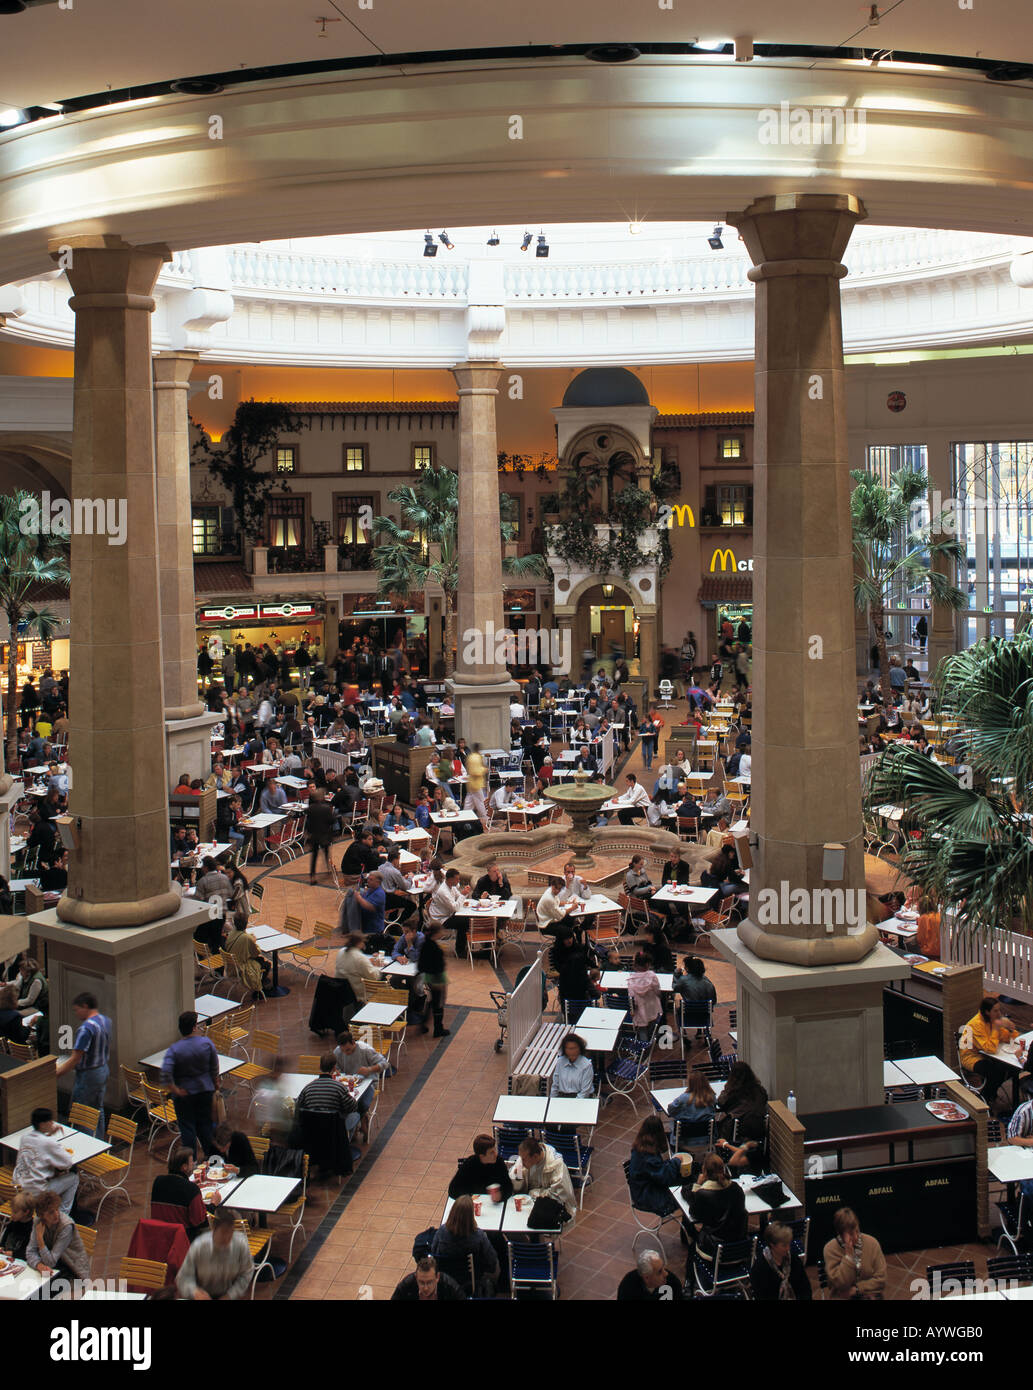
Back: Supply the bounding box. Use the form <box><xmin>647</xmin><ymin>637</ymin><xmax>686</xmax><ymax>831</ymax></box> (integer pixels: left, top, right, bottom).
<box><xmin>279</xmin><ymin>1073</ymin><xmax>373</xmax><ymax>1103</ymax></box>
<box><xmin>275</xmin><ymin>775</ymin><xmax>308</xmax><ymax>789</ymax></box>
<box><xmin>386</xmin><ymin>828</ymin><xmax>432</xmax><ymax>845</ymax></box>
<box><xmin>653</xmin><ymin>885</ymin><xmax>718</xmax><ymax>906</ymax></box>
<box><xmin>381</xmin><ymin>959</ymin><xmax>418</xmax><ymax>978</ymax></box>
<box><xmin>578</xmin><ymin>1024</ymin><xmax>622</xmax><ymax>1054</ymax></box>
<box><xmin>574</xmin><ymin>1006</ymin><xmax>627</xmax><ymax>1029</ymax></box>
<box><xmin>563</xmin><ymin>894</ymin><xmax>619</xmax><ymax>919</ymax></box>
<box><xmin>544</xmin><ymin>1097</ymin><xmax>600</xmax><ymax>1126</ymax></box>
<box><xmin>602</xmin><ymin>971</ymin><xmax>675</xmax><ymax>992</ymax></box>
<box><xmin>982</xmin><ymin>1029</ymin><xmax>1033</xmax><ymax>1070</ymax></box>
<box><xmin>442</xmin><ymin>1193</ymin><xmax>506</xmax><ymax>1231</ymax></box>
<box><xmin>239</xmin><ymin>812</ymin><xmax>286</xmax><ymax>829</ymax></box>
<box><xmin>246</xmin><ymin>925</ymin><xmax>302</xmax><ymax>996</ymax></box>
<box><xmin>502</xmin><ymin>802</ymin><xmax>552</xmax><ymax>819</ymax></box>
<box><xmin>430</xmin><ymin>810</ymin><xmax>480</xmax><ymax>824</ymax></box>
<box><xmin>352</xmin><ymin>1001</ymin><xmax>406</xmax><ymax>1026</ymax></box>
<box><xmin>883</xmin><ymin>1060</ymin><xmax>912</xmax><ymax>1087</ymax></box>
<box><xmin>494</xmin><ymin>1095</ymin><xmax>548</xmax><ymax>1125</ymax></box>
<box><xmin>454</xmin><ymin>897</ymin><xmax>519</xmax><ymax>920</ymax></box>
<box><xmin>651</xmin><ymin>1082</ymin><xmax>725</xmax><ymax>1113</ymax></box>
<box><xmin>987</xmin><ymin>1144</ymin><xmax>1033</xmax><ymax>1184</ymax></box>
<box><xmin>140</xmin><ymin>1049</ymin><xmax>243</xmax><ymax>1078</ymax></box>
<box><xmin>878</xmin><ymin>917</ymin><xmax>919</xmax><ymax>940</ymax></box>
<box><xmin>195</xmin><ymin>991</ymin><xmax>246</xmax><ymax>1022</ymax></box>
<box><xmin>0</xmin><ymin>1262</ymin><xmax>51</xmax><ymax>1301</ymax></box>
<box><xmin>0</xmin><ymin>1123</ymin><xmax>110</xmax><ymax>1165</ymax></box>
<box><xmin>498</xmin><ymin>1196</ymin><xmax>563</xmax><ymax>1234</ymax></box>
<box><xmin>671</xmin><ymin>1174</ymin><xmax>803</xmax><ymax>1222</ymax></box>
<box><xmin>220</xmin><ymin>1173</ymin><xmax>300</xmax><ymax>1216</ymax></box>
<box><xmin>893</xmin><ymin>1055</ymin><xmax>960</xmax><ymax>1087</ymax></box>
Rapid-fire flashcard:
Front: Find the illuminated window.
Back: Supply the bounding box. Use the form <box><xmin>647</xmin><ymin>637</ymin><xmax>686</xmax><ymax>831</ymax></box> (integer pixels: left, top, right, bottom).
<box><xmin>267</xmin><ymin>496</ymin><xmax>305</xmax><ymax>548</ymax></box>
<box><xmin>275</xmin><ymin>445</ymin><xmax>297</xmax><ymax>474</ymax></box>
<box><xmin>337</xmin><ymin>495</ymin><xmax>375</xmax><ymax>545</ymax></box>
<box><xmin>343</xmin><ymin>445</ymin><xmax>366</xmax><ymax>473</ymax></box>
<box><xmin>717</xmin><ymin>484</ymin><xmax>748</xmax><ymax>525</ymax></box>
<box><xmin>718</xmin><ymin>435</ymin><xmax>744</xmax><ymax>460</ymax></box>
<box><xmin>192</xmin><ymin>508</ymin><xmax>221</xmax><ymax>556</ymax></box>
<box><xmin>412</xmin><ymin>444</ymin><xmax>434</xmax><ymax>470</ymax></box>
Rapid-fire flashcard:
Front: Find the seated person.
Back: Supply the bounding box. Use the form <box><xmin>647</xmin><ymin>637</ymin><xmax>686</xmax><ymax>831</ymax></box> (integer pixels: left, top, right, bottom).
<box><xmin>625</xmin><ymin>854</ymin><xmax>655</xmax><ymax>900</ymax></box>
<box><xmin>628</xmin><ymin>1116</ymin><xmax>688</xmax><ymax>1219</ymax></box>
<box><xmin>295</xmin><ymin>1053</ymin><xmax>361</xmax><ymax>1151</ymax></box>
<box><xmin>960</xmin><ymin>995</ymin><xmax>1023</xmax><ymax>1103</ymax></box>
<box><xmin>614</xmin><ymin>772</ymin><xmax>651</xmax><ymax>825</ymax></box>
<box><xmin>26</xmin><ymin>1189</ymin><xmax>91</xmax><ymax>1284</ymax></box>
<box><xmin>391</xmin><ymin>1255</ymin><xmax>467</xmax><ymax>1302</ymax></box>
<box><xmin>536</xmin><ymin>876</ymin><xmax>568</xmax><ymax>936</ymax></box>
<box><xmin>714</xmin><ymin>1062</ymin><xmax>768</xmax><ymax>1173</ymax></box>
<box><xmin>668</xmin><ymin>1072</ymin><xmax>718</xmax><ymax>1130</ymax></box>
<box><xmin>557</xmin><ymin>863</ymin><xmax>589</xmax><ymax>905</ymax></box>
<box><xmin>822</xmin><ymin>1206</ymin><xmax>886</xmax><ymax>1301</ymax></box>
<box><xmin>332</xmin><ymin>1030</ymin><xmax>389</xmax><ymax>1140</ymax></box>
<box><xmin>12</xmin><ymin>1107</ymin><xmax>79</xmax><ymax>1214</ymax></box>
<box><xmin>209</xmin><ymin>1123</ymin><xmax>259</xmax><ymax>1178</ymax></box>
<box><xmin>176</xmin><ymin>1204</ymin><xmax>253</xmax><ymax>1301</ymax></box>
<box><xmin>700</xmin><ymin>847</ymin><xmax>746</xmax><ymax>901</ymax></box>
<box><xmin>448</xmin><ymin>1134</ymin><xmax>515</xmax><ymax>1200</ymax></box>
<box><xmin>507</xmin><ymin>1136</ymin><xmax>577</xmax><ymax>1223</ymax></box>
<box><xmin>150</xmin><ymin>1143</ymin><xmax>208</xmax><ymax>1240</ymax></box>
<box><xmin>672</xmin><ymin>955</ymin><xmax>718</xmax><ymax>1009</ymax></box>
<box><xmin>549</xmin><ymin>1033</ymin><xmax>595</xmax><ymax>1098</ymax></box>
<box><xmin>687</xmin><ymin>1151</ymin><xmax>748</xmax><ymax>1261</ymax></box>
<box><xmin>223</xmin><ymin>912</ymin><xmax>272</xmax><ymax>996</ymax></box>
<box><xmin>384</xmin><ymin>806</ymin><xmax>417</xmax><ymax>833</ymax></box>
<box><xmin>430</xmin><ymin>1194</ymin><xmax>500</xmax><ymax>1296</ymax></box>
<box><xmin>750</xmin><ymin>1221</ymin><xmax>812</xmax><ymax>1301</ymax></box>
<box><xmin>641</xmin><ymin>923</ymin><xmax>674</xmax><ymax>974</ymax></box>
<box><xmin>473</xmin><ymin>860</ymin><xmax>512</xmax><ymax>902</ymax></box>
<box><xmin>0</xmin><ymin>1191</ymin><xmax>35</xmax><ymax>1261</ymax></box>
<box><xmin>616</xmin><ymin>1250</ymin><xmax>684</xmax><ymax>1302</ymax></box>
<box><xmin>675</xmin><ymin>792</ymin><xmax>703</xmax><ymax>823</ymax></box>
<box><xmin>340</xmin><ymin>830</ymin><xmax>380</xmax><ymax>877</ymax></box>
<box><xmin>0</xmin><ymin>984</ymin><xmax>27</xmax><ymax>1045</ymax></box>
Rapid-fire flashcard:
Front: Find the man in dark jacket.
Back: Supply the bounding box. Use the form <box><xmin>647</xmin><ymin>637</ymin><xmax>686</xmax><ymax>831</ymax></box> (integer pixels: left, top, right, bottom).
<box><xmin>306</xmin><ymin>789</ymin><xmax>336</xmax><ymax>883</ymax></box>
<box><xmin>749</xmin><ymin>1221</ymin><xmax>812</xmax><ymax>1301</ymax></box>
<box><xmin>447</xmin><ymin>1134</ymin><xmax>515</xmax><ymax>1200</ymax></box>
<box><xmin>617</xmin><ymin>1251</ymin><xmax>684</xmax><ymax>1301</ymax></box>
<box><xmin>391</xmin><ymin>1257</ymin><xmax>467</xmax><ymax>1301</ymax></box>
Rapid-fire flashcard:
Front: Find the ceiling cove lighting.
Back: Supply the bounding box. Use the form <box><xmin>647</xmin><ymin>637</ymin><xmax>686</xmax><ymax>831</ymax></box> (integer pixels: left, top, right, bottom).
<box><xmin>0</xmin><ymin>107</ymin><xmax>26</xmax><ymax>127</ymax></box>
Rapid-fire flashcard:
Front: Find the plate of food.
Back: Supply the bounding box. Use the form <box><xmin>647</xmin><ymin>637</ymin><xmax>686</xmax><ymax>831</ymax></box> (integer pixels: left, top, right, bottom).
<box><xmin>0</xmin><ymin>1257</ymin><xmax>24</xmax><ymax>1278</ymax></box>
<box><xmin>902</xmin><ymin>954</ymin><xmax>928</xmax><ymax>965</ymax></box>
<box><xmin>926</xmin><ymin>1099</ymin><xmax>969</xmax><ymax>1122</ymax></box>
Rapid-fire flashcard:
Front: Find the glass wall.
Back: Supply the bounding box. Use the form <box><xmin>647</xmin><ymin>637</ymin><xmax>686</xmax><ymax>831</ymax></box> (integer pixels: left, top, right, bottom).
<box><xmin>953</xmin><ymin>441</ymin><xmax>1033</xmax><ymax>644</ymax></box>
<box><xmin>864</xmin><ymin>444</ymin><xmax>930</xmax><ymax>646</ymax></box>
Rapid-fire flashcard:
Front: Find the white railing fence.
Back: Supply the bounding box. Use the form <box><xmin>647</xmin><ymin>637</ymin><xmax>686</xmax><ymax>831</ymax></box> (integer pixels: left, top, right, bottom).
<box><xmin>507</xmin><ymin>948</ymin><xmax>548</xmax><ymax>1073</ymax></box>
<box><xmin>940</xmin><ymin>912</ymin><xmax>1033</xmax><ymax>1005</ymax></box>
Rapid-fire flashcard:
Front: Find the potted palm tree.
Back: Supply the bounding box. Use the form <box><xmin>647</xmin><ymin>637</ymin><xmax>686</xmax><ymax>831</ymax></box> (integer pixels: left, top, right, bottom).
<box><xmin>371</xmin><ymin>463</ymin><xmax>546</xmax><ymax>675</ymax></box>
<box><xmin>0</xmin><ymin>491</ymin><xmax>70</xmax><ymax>772</ymax></box>
<box><xmin>864</xmin><ymin>630</ymin><xmax>1033</xmax><ymax>937</ymax></box>
<box><xmin>851</xmin><ymin>467</ymin><xmax>966</xmax><ymax>703</ymax></box>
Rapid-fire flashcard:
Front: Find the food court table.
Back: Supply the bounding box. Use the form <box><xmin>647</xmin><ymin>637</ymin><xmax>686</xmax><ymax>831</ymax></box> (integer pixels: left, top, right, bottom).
<box><xmin>578</xmin><ymin>1024</ymin><xmax>622</xmax><ymax>1055</ymax></box>
<box><xmin>139</xmin><ymin>1050</ymin><xmax>244</xmax><ymax>1078</ymax></box>
<box><xmin>194</xmin><ymin>993</ymin><xmax>239</xmax><ymax>1022</ymax></box>
<box><xmin>653</xmin><ymin>885</ymin><xmax>719</xmax><ymax>907</ymax></box>
<box><xmin>502</xmin><ymin>802</ymin><xmax>552</xmax><ymax>821</ymax></box>
<box><xmin>0</xmin><ymin>1260</ymin><xmax>51</xmax><ymax>1301</ymax></box>
<box><xmin>574</xmin><ymin>1006</ymin><xmax>627</xmax><ymax>1029</ymax></box>
<box><xmin>351</xmin><ymin>1001</ymin><xmax>406</xmax><ymax>1027</ymax></box>
<box><xmin>454</xmin><ymin>896</ymin><xmax>519</xmax><ymax>920</ymax></box>
<box><xmin>442</xmin><ymin>1193</ymin><xmax>507</xmax><ymax>1231</ymax></box>
<box><xmin>671</xmin><ymin>1173</ymin><xmax>803</xmax><ymax>1222</ymax></box>
<box><xmin>651</xmin><ymin>1082</ymin><xmax>725</xmax><ymax>1114</ymax></box>
<box><xmin>0</xmin><ymin>1122</ymin><xmax>110</xmax><ymax>1165</ymax></box>
<box><xmin>381</xmin><ymin>959</ymin><xmax>418</xmax><ymax>978</ymax></box>
<box><xmin>219</xmin><ymin>1173</ymin><xmax>300</xmax><ymax>1227</ymax></box>
<box><xmin>278</xmin><ymin>1073</ymin><xmax>373</xmax><ymax>1104</ymax></box>
<box><xmin>544</xmin><ymin>1097</ymin><xmax>600</xmax><ymax>1126</ymax></box>
<box><xmin>494</xmin><ymin>1095</ymin><xmax>548</xmax><ymax>1125</ymax></box>
<box><xmin>430</xmin><ymin>810</ymin><xmax>481</xmax><ymax>825</ymax></box>
<box><xmin>246</xmin><ymin>924</ymin><xmax>300</xmax><ymax>998</ymax></box>
<box><xmin>891</xmin><ymin>1055</ymin><xmax>960</xmax><ymax>1088</ymax></box>
<box><xmin>987</xmin><ymin>1144</ymin><xmax>1033</xmax><ymax>1185</ymax></box>
<box><xmin>602</xmin><ymin>970</ymin><xmax>675</xmax><ymax>992</ymax></box>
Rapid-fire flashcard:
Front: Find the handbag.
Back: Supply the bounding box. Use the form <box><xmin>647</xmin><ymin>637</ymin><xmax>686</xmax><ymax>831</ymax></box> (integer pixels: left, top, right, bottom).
<box><xmin>750</xmin><ymin>1175</ymin><xmax>789</xmax><ymax>1208</ymax></box>
<box><xmin>213</xmin><ymin>1090</ymin><xmax>227</xmax><ymax>1124</ymax></box>
<box><xmin>528</xmin><ymin>1195</ymin><xmax>567</xmax><ymax>1230</ymax></box>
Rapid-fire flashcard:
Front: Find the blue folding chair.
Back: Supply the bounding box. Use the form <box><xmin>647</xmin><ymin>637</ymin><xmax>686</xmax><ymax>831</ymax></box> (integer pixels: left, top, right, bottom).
<box><xmin>507</xmin><ymin>1239</ymin><xmax>559</xmax><ymax>1300</ymax></box>
<box><xmin>693</xmin><ymin>1236</ymin><xmax>757</xmax><ymax>1297</ymax></box>
<box><xmin>607</xmin><ymin>1037</ymin><xmax>653</xmax><ymax>1109</ymax></box>
<box><xmin>493</xmin><ymin>1123</ymin><xmax>534</xmax><ymax>1162</ymax></box>
<box><xmin>543</xmin><ymin>1129</ymin><xmax>593</xmax><ymax>1209</ymax></box>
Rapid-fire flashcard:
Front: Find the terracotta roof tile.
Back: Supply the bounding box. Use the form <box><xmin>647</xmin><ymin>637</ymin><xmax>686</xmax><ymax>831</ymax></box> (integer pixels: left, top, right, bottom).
<box><xmin>698</xmin><ymin>575</ymin><xmax>753</xmax><ymax>603</ymax></box>
<box><xmin>193</xmin><ymin>562</ymin><xmax>251</xmax><ymax>593</ymax></box>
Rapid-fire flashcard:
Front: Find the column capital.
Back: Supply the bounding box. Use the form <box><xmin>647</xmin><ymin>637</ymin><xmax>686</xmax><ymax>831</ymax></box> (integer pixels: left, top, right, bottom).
<box><xmin>451</xmin><ymin>362</ymin><xmax>502</xmax><ymax>396</ymax></box>
<box><xmin>727</xmin><ymin>193</ymin><xmax>867</xmax><ymax>269</ymax></box>
<box><xmin>152</xmin><ymin>350</ymin><xmax>200</xmax><ymax>389</ymax></box>
<box><xmin>51</xmin><ymin>237</ymin><xmax>171</xmax><ymax>303</ymax></box>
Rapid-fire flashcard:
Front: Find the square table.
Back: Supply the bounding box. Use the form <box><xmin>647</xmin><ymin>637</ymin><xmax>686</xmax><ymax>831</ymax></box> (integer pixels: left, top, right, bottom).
<box><xmin>140</xmin><ymin>1049</ymin><xmax>243</xmax><ymax>1078</ymax></box>
<box><xmin>381</xmin><ymin>959</ymin><xmax>418</xmax><ymax>978</ymax></box>
<box><xmin>193</xmin><ymin>993</ymin><xmax>239</xmax><ymax>1022</ymax></box>
<box><xmin>503</xmin><ymin>802</ymin><xmax>552</xmax><ymax>819</ymax></box>
<box><xmin>544</xmin><ymin>1097</ymin><xmax>600</xmax><ymax>1126</ymax></box>
<box><xmin>80</xmin><ymin>1290</ymin><xmax>148</xmax><ymax>1301</ymax></box>
<box><xmin>737</xmin><ymin>1173</ymin><xmax>804</xmax><ymax>1214</ymax></box>
<box><xmin>239</xmin><ymin>812</ymin><xmax>286</xmax><ymax>829</ymax></box>
<box><xmin>563</xmin><ymin>894</ymin><xmax>620</xmax><ymax>919</ymax></box>
<box><xmin>0</xmin><ymin>1262</ymin><xmax>51</xmax><ymax>1301</ymax></box>
<box><xmin>651</xmin><ymin>1082</ymin><xmax>725</xmax><ymax>1113</ymax></box>
<box><xmin>894</xmin><ymin>1055</ymin><xmax>960</xmax><ymax>1087</ymax></box>
<box><xmin>0</xmin><ymin>1123</ymin><xmax>110</xmax><ymax>1165</ymax></box>
<box><xmin>987</xmin><ymin>1145</ymin><xmax>1033</xmax><ymax>1185</ymax></box>
<box><xmin>878</xmin><ymin>917</ymin><xmax>919</xmax><ymax>940</ymax></box>
<box><xmin>882</xmin><ymin>1060</ymin><xmax>912</xmax><ymax>1088</ymax></box>
<box><xmin>220</xmin><ymin>1173</ymin><xmax>300</xmax><ymax>1226</ymax></box>
<box><xmin>493</xmin><ymin>1095</ymin><xmax>548</xmax><ymax>1125</ymax></box>
<box><xmin>442</xmin><ymin>1194</ymin><xmax>506</xmax><ymax>1232</ymax></box>
<box><xmin>653</xmin><ymin>885</ymin><xmax>717</xmax><ymax>907</ymax></box>
<box><xmin>601</xmin><ymin>971</ymin><xmax>675</xmax><ymax>992</ymax></box>
<box><xmin>279</xmin><ymin>1073</ymin><xmax>372</xmax><ymax>1104</ymax></box>
<box><xmin>430</xmin><ymin>810</ymin><xmax>480</xmax><ymax>824</ymax></box>
<box><xmin>578</xmin><ymin>1024</ymin><xmax>622</xmax><ymax>1054</ymax></box>
<box><xmin>274</xmin><ymin>775</ymin><xmax>308</xmax><ymax>789</ymax></box>
<box><xmin>245</xmin><ymin>925</ymin><xmax>302</xmax><ymax>997</ymax></box>
<box><xmin>499</xmin><ymin>1196</ymin><xmax>563</xmax><ymax>1235</ymax></box>
<box><xmin>574</xmin><ymin>1006</ymin><xmax>627</xmax><ymax>1029</ymax></box>
<box><xmin>352</xmin><ymin>1001</ymin><xmax>406</xmax><ymax>1027</ymax></box>
<box><xmin>454</xmin><ymin>897</ymin><xmax>519</xmax><ymax>920</ymax></box>
<box><xmin>386</xmin><ymin>828</ymin><xmax>432</xmax><ymax>846</ymax></box>
<box><xmin>984</xmin><ymin>1029</ymin><xmax>1033</xmax><ymax>1070</ymax></box>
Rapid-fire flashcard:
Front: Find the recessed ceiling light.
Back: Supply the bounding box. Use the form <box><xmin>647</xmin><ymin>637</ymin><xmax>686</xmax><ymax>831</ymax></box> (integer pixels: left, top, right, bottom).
<box><xmin>170</xmin><ymin>77</ymin><xmax>225</xmax><ymax>96</ymax></box>
<box><xmin>585</xmin><ymin>45</ymin><xmax>641</xmax><ymax>63</ymax></box>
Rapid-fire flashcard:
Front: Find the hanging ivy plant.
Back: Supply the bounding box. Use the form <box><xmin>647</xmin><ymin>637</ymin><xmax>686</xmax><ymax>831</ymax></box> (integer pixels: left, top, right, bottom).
<box><xmin>547</xmin><ymin>467</ymin><xmax>674</xmax><ymax>581</ymax></box>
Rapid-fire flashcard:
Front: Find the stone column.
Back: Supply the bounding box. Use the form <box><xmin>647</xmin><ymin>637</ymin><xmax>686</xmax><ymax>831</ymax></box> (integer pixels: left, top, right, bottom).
<box><xmin>154</xmin><ymin>351</ymin><xmax>220</xmax><ymax>785</ymax></box>
<box><xmin>447</xmin><ymin>362</ymin><xmax>518</xmax><ymax>748</ymax></box>
<box><xmin>637</xmin><ymin>610</ymin><xmax>659</xmax><ymax>704</ymax></box>
<box><xmin>50</xmin><ymin>237</ymin><xmax>182</xmax><ymax>929</ymax></box>
<box><xmin>711</xmin><ymin>196</ymin><xmax>908</xmax><ymax>1112</ymax></box>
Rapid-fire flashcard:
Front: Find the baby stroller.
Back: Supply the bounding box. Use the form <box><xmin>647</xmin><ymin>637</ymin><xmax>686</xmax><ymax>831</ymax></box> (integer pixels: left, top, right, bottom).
<box><xmin>490</xmin><ymin>989</ymin><xmax>508</xmax><ymax>1054</ymax></box>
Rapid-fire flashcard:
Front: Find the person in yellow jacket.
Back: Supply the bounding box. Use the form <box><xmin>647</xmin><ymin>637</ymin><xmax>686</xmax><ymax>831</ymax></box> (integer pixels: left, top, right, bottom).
<box><xmin>463</xmin><ymin>744</ymin><xmax>489</xmax><ymax>831</ymax></box>
<box><xmin>960</xmin><ymin>996</ymin><xmax>1024</xmax><ymax>1104</ymax></box>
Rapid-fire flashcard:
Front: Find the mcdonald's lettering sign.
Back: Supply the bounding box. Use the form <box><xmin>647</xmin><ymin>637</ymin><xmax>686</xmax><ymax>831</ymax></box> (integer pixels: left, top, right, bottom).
<box><xmin>709</xmin><ymin>548</ymin><xmax>754</xmax><ymax>572</ymax></box>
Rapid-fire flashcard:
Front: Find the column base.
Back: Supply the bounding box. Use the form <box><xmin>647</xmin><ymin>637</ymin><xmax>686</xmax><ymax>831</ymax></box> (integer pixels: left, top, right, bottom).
<box><xmin>56</xmin><ymin>888</ymin><xmax>183</xmax><ymax>930</ymax></box>
<box><xmin>29</xmin><ymin>898</ymin><xmax>212</xmax><ymax>1111</ymax></box>
<box><xmin>737</xmin><ymin>917</ymin><xmax>880</xmax><ymax>967</ymax></box>
<box><xmin>165</xmin><ymin>707</ymin><xmax>223</xmax><ymax>786</ymax></box>
<box><xmin>448</xmin><ymin>676</ymin><xmax>519</xmax><ymax>751</ymax></box>
<box><xmin>712</xmin><ymin>925</ymin><xmax>910</xmax><ymax>1112</ymax></box>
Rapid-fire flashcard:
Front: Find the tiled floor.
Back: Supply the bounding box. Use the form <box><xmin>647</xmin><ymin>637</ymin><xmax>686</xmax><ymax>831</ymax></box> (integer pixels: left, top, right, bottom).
<box><xmin>64</xmin><ymin>695</ymin><xmax>1024</xmax><ymax>1300</ymax></box>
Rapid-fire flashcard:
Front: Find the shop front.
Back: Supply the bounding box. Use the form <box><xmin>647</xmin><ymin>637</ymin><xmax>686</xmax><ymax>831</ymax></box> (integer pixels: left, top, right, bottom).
<box><xmin>196</xmin><ymin>599</ymin><xmax>326</xmax><ymax>680</ymax></box>
<box><xmin>698</xmin><ymin>541</ymin><xmax>753</xmax><ymax>658</ymax></box>
<box><xmin>337</xmin><ymin>594</ymin><xmax>426</xmax><ymax>674</ymax></box>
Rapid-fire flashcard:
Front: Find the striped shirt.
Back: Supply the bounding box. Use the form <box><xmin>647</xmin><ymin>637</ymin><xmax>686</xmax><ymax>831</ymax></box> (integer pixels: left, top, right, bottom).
<box><xmin>296</xmin><ymin>1075</ymin><xmax>357</xmax><ymax>1116</ymax></box>
<box><xmin>1008</xmin><ymin>1099</ymin><xmax>1033</xmax><ymax>1140</ymax></box>
<box><xmin>74</xmin><ymin>1013</ymin><xmax>111</xmax><ymax>1071</ymax></box>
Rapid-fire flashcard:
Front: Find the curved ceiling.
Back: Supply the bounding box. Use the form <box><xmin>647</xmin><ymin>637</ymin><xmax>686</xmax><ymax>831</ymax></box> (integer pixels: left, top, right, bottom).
<box><xmin>0</xmin><ymin>0</ymin><xmax>1030</xmax><ymax>110</ymax></box>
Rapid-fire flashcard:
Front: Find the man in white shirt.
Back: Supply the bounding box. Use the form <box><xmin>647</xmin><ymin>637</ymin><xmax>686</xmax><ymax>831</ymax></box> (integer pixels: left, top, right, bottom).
<box><xmin>616</xmin><ymin>772</ymin><xmax>652</xmax><ymax>825</ymax></box>
<box><xmin>509</xmin><ymin>699</ymin><xmax>526</xmax><ymax>720</ymax></box>
<box><xmin>12</xmin><ymin>1107</ymin><xmax>80</xmax><ymax>1213</ymax></box>
<box><xmin>536</xmin><ymin>876</ymin><xmax>568</xmax><ymax>936</ymax></box>
<box><xmin>427</xmin><ymin>868</ymin><xmax>469</xmax><ymax>956</ymax></box>
<box><xmin>490</xmin><ymin>782</ymin><xmax>513</xmax><ymax>813</ymax></box>
<box><xmin>738</xmin><ymin>752</ymin><xmax>752</xmax><ymax>780</ymax></box>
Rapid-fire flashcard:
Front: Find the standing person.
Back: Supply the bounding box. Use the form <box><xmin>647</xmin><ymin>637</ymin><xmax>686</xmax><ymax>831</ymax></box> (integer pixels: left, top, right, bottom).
<box><xmin>822</xmin><ymin>1207</ymin><xmax>887</xmax><ymax>1301</ymax></box>
<box><xmin>638</xmin><ymin>711</ymin><xmax>660</xmax><ymax>771</ymax></box>
<box><xmin>55</xmin><ymin>992</ymin><xmax>111</xmax><ymax>1137</ymax></box>
<box><xmin>914</xmin><ymin>612</ymin><xmax>928</xmax><ymax>653</ymax></box>
<box><xmin>418</xmin><ymin>921</ymin><xmax>450</xmax><ymax>1038</ymax></box>
<box><xmin>176</xmin><ymin>1205</ymin><xmax>254</xmax><ymax>1301</ymax></box>
<box><xmin>295</xmin><ymin>640</ymin><xmax>312</xmax><ymax>691</ymax></box>
<box><xmin>159</xmin><ymin>1010</ymin><xmax>220</xmax><ymax>1161</ymax></box>
<box><xmin>463</xmin><ymin>743</ymin><xmax>489</xmax><ymax>831</ymax></box>
<box><xmin>305</xmin><ymin>787</ymin><xmax>335</xmax><ymax>884</ymax></box>
<box><xmin>627</xmin><ymin>952</ymin><xmax>663</xmax><ymax>1042</ymax></box>
<box><xmin>734</xmin><ymin>644</ymin><xmax>750</xmax><ymax>691</ymax></box>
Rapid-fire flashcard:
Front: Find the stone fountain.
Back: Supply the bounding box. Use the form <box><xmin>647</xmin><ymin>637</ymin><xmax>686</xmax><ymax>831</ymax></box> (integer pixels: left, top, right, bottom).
<box><xmin>542</xmin><ymin>766</ymin><xmax>618</xmax><ymax>870</ymax></box>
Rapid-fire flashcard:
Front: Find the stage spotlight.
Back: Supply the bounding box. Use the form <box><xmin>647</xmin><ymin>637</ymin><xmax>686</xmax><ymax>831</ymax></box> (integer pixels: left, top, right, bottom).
<box><xmin>536</xmin><ymin>234</ymin><xmax>550</xmax><ymax>259</ymax></box>
<box><xmin>708</xmin><ymin>225</ymin><xmax>724</xmax><ymax>250</ymax></box>
<box><xmin>487</xmin><ymin>231</ymin><xmax>501</xmax><ymax>246</ymax></box>
<box><xmin>423</xmin><ymin>233</ymin><xmax>438</xmax><ymax>258</ymax></box>
<box><xmin>438</xmin><ymin>231</ymin><xmax>454</xmax><ymax>250</ymax></box>
<box><xmin>520</xmin><ymin>232</ymin><xmax>533</xmax><ymax>251</ymax></box>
